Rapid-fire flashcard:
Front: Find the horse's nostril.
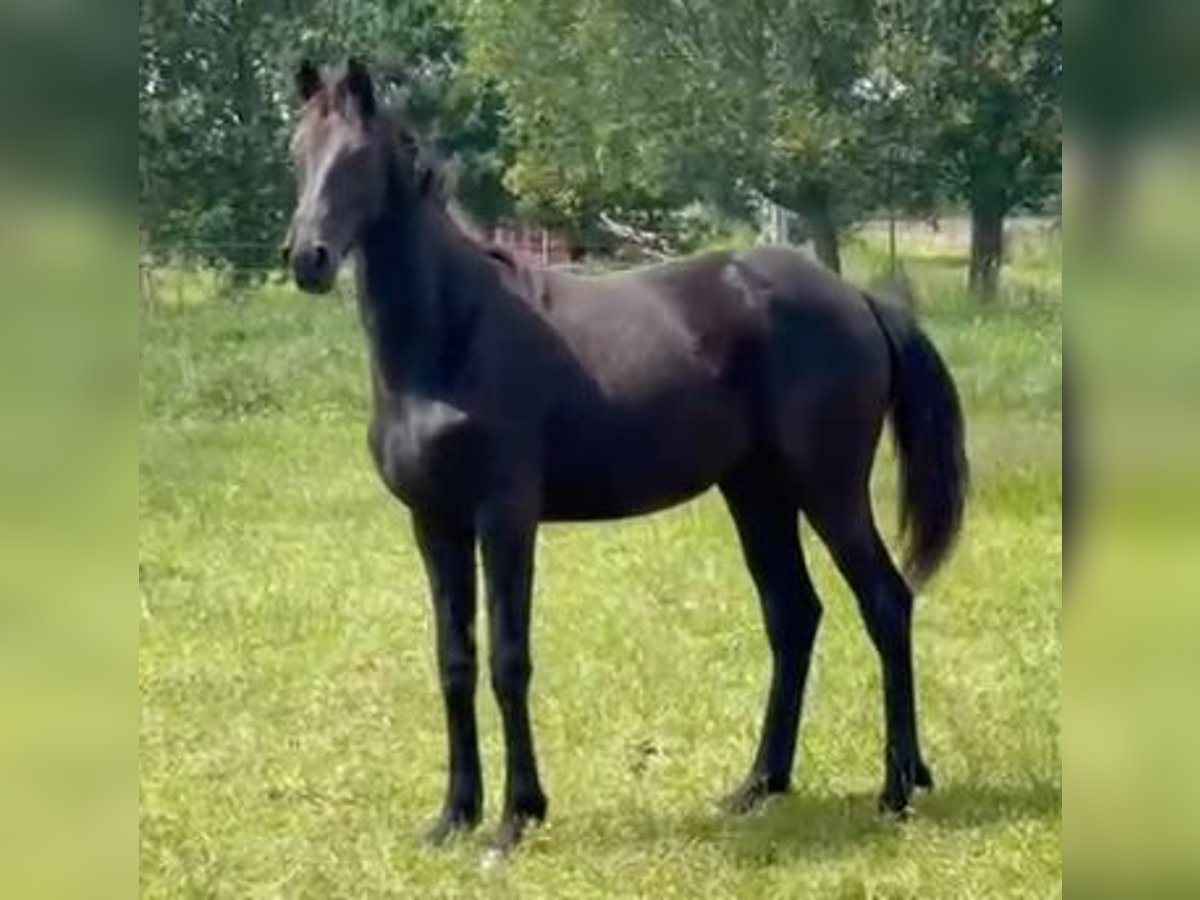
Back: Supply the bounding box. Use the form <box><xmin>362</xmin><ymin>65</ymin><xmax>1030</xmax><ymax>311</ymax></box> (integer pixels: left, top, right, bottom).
<box><xmin>291</xmin><ymin>243</ymin><xmax>336</xmax><ymax>292</ymax></box>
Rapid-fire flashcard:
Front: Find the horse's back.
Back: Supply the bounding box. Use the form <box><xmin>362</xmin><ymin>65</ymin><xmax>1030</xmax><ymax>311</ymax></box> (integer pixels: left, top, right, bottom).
<box><xmin>532</xmin><ymin>253</ymin><xmax>758</xmax><ymax>519</ymax></box>
<box><xmin>526</xmin><ymin>246</ymin><xmax>891</xmax><ymax>519</ymax></box>
<box><xmin>542</xmin><ymin>245</ymin><xmax>889</xmax><ymax>402</ymax></box>
<box><xmin>539</xmin><ymin>252</ymin><xmax>760</xmax><ymax>392</ymax></box>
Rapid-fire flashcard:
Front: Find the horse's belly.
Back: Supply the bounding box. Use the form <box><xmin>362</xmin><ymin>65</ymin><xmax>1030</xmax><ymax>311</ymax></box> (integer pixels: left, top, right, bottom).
<box><xmin>541</xmin><ymin>466</ymin><xmax>715</xmax><ymax>521</ymax></box>
<box><xmin>540</xmin><ymin>389</ymin><xmax>749</xmax><ymax>521</ymax></box>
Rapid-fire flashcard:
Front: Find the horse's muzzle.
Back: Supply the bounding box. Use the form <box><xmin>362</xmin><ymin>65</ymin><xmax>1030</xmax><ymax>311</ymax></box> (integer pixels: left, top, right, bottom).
<box><xmin>290</xmin><ymin>242</ymin><xmax>336</xmax><ymax>294</ymax></box>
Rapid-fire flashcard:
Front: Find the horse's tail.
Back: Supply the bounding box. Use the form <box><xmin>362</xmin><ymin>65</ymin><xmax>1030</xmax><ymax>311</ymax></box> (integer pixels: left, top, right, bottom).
<box><xmin>864</xmin><ymin>288</ymin><xmax>969</xmax><ymax>586</ymax></box>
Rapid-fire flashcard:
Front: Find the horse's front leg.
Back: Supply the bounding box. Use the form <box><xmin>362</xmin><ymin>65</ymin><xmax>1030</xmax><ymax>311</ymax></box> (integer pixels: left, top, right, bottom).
<box><xmin>478</xmin><ymin>500</ymin><xmax>547</xmax><ymax>856</ymax></box>
<box><xmin>412</xmin><ymin>510</ymin><xmax>482</xmax><ymax>845</ymax></box>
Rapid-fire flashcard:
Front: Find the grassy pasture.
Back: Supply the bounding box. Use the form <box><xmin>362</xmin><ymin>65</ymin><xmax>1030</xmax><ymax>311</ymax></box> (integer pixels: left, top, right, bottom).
<box><xmin>139</xmin><ymin>237</ymin><xmax>1061</xmax><ymax>897</ymax></box>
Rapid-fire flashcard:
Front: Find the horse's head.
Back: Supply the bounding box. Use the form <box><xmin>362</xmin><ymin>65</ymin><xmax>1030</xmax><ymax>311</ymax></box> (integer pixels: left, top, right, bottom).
<box><xmin>283</xmin><ymin>58</ymin><xmax>433</xmax><ymax>294</ymax></box>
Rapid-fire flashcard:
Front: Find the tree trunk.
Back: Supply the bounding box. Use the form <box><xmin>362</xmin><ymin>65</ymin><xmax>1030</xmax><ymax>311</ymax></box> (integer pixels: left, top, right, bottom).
<box><xmin>769</xmin><ymin>183</ymin><xmax>841</xmax><ymax>274</ymax></box>
<box><xmin>807</xmin><ymin>203</ymin><xmax>842</xmax><ymax>275</ymax></box>
<box><xmin>968</xmin><ymin>204</ymin><xmax>1005</xmax><ymax>302</ymax></box>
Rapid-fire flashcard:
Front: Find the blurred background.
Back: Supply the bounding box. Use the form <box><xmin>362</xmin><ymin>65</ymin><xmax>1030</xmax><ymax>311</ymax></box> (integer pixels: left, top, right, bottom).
<box><xmin>5</xmin><ymin>0</ymin><xmax>1200</xmax><ymax>894</ymax></box>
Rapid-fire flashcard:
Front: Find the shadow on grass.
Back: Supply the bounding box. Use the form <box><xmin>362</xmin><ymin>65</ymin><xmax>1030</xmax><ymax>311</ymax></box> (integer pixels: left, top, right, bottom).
<box><xmin>580</xmin><ymin>779</ymin><xmax>1060</xmax><ymax>866</ymax></box>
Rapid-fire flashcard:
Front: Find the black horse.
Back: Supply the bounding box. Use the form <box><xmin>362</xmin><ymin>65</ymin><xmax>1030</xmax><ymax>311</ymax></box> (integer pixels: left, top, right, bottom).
<box><xmin>283</xmin><ymin>59</ymin><xmax>968</xmax><ymax>856</ymax></box>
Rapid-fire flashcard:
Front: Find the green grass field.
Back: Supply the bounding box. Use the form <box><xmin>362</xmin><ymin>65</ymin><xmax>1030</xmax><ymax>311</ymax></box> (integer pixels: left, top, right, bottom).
<box><xmin>139</xmin><ymin>239</ymin><xmax>1061</xmax><ymax>897</ymax></box>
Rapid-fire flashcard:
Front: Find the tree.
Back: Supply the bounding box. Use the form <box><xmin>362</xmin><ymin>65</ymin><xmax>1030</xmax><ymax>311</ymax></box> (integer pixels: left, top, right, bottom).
<box><xmin>900</xmin><ymin>0</ymin><xmax>1061</xmax><ymax>300</ymax></box>
<box><xmin>140</xmin><ymin>0</ymin><xmax>293</xmax><ymax>279</ymax></box>
<box><xmin>464</xmin><ymin>0</ymin><xmax>686</xmax><ymax>249</ymax></box>
<box><xmin>466</xmin><ymin>0</ymin><xmax>882</xmax><ymax>272</ymax></box>
<box><xmin>139</xmin><ymin>0</ymin><xmax>512</xmax><ymax>281</ymax></box>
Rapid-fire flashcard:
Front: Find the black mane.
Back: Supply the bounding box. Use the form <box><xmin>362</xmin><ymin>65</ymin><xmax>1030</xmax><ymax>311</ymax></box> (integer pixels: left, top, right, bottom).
<box><xmin>379</xmin><ymin>107</ymin><xmax>525</xmax><ymax>278</ymax></box>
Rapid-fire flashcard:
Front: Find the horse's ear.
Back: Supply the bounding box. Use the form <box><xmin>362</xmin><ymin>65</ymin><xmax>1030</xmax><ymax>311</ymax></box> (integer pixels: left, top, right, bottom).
<box><xmin>345</xmin><ymin>57</ymin><xmax>377</xmax><ymax>119</ymax></box>
<box><xmin>296</xmin><ymin>59</ymin><xmax>322</xmax><ymax>102</ymax></box>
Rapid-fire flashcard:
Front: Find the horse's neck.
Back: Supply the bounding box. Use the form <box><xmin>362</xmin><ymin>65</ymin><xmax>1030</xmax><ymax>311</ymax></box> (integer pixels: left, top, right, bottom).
<box><xmin>356</xmin><ymin>202</ymin><xmax>478</xmax><ymax>399</ymax></box>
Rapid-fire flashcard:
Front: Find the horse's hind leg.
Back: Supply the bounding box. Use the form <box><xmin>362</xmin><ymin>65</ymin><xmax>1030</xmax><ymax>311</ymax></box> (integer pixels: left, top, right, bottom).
<box><xmin>804</xmin><ymin>491</ymin><xmax>933</xmax><ymax>815</ymax></box>
<box><xmin>719</xmin><ymin>465</ymin><xmax>822</xmax><ymax>814</ymax></box>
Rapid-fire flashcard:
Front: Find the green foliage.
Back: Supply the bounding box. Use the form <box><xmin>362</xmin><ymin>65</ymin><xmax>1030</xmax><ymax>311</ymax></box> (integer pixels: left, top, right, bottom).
<box><xmin>139</xmin><ymin>0</ymin><xmax>1062</xmax><ymax>293</ymax></box>
<box><xmin>140</xmin><ymin>0</ymin><xmax>292</xmax><ymax>276</ymax></box>
<box><xmin>139</xmin><ymin>0</ymin><xmax>512</xmax><ymax>278</ymax></box>
<box><xmin>466</xmin><ymin>0</ymin><xmax>888</xmax><ymax>265</ymax></box>
<box><xmin>464</xmin><ymin>0</ymin><xmax>1060</xmax><ymax>284</ymax></box>
<box><xmin>930</xmin><ymin>0</ymin><xmax>1061</xmax><ymax>217</ymax></box>
<box><xmin>139</xmin><ymin>238</ymin><xmax>1060</xmax><ymax>895</ymax></box>
<box><xmin>881</xmin><ymin>0</ymin><xmax>1061</xmax><ymax>297</ymax></box>
<box><xmin>465</xmin><ymin>0</ymin><xmax>682</xmax><ymax>234</ymax></box>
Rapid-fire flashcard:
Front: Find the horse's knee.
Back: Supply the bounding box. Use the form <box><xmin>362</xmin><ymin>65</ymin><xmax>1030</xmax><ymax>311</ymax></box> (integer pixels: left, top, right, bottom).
<box><xmin>489</xmin><ymin>651</ymin><xmax>531</xmax><ymax>701</ymax></box>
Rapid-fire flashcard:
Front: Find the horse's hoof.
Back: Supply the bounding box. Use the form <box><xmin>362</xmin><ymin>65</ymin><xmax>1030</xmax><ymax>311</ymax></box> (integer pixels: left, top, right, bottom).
<box><xmin>877</xmin><ymin>795</ymin><xmax>913</xmax><ymax>820</ymax></box>
<box><xmin>877</xmin><ymin>774</ymin><xmax>915</xmax><ymax>819</ymax></box>
<box><xmin>720</xmin><ymin>776</ymin><xmax>787</xmax><ymax>816</ymax></box>
<box><xmin>878</xmin><ymin>751</ymin><xmax>930</xmax><ymax>815</ymax></box>
<box><xmin>422</xmin><ymin>807</ymin><xmax>479</xmax><ymax>847</ymax></box>
<box><xmin>914</xmin><ymin>759</ymin><xmax>934</xmax><ymax>791</ymax></box>
<box><xmin>485</xmin><ymin>810</ymin><xmax>543</xmax><ymax>859</ymax></box>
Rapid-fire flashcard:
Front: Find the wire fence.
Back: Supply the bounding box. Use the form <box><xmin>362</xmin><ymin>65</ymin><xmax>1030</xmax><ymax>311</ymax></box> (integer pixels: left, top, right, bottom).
<box><xmin>140</xmin><ymin>215</ymin><xmax>1060</xmax><ymax>311</ymax></box>
<box><xmin>140</xmin><ymin>223</ymin><xmax>586</xmax><ymax>310</ymax></box>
